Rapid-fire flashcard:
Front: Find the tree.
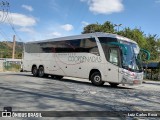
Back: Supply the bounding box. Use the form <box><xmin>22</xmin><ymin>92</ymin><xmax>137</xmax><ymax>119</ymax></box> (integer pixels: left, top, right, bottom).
<box><xmin>117</xmin><ymin>27</ymin><xmax>147</xmax><ymax>48</ymax></box>
<box><xmin>82</xmin><ymin>21</ymin><xmax>160</xmax><ymax>61</ymax></box>
<box><xmin>145</xmin><ymin>34</ymin><xmax>159</xmax><ymax>60</ymax></box>
<box><xmin>82</xmin><ymin>23</ymin><xmax>101</xmax><ymax>34</ymax></box>
<box><xmin>101</xmin><ymin>21</ymin><xmax>115</xmax><ymax>33</ymax></box>
<box><xmin>82</xmin><ymin>21</ymin><xmax>115</xmax><ymax>34</ymax></box>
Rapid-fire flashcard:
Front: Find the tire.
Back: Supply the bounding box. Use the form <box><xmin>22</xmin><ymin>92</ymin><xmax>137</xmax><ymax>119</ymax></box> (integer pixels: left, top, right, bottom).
<box><xmin>38</xmin><ymin>66</ymin><xmax>45</xmax><ymax>77</ymax></box>
<box><xmin>32</xmin><ymin>66</ymin><xmax>38</xmax><ymax>77</ymax></box>
<box><xmin>51</xmin><ymin>75</ymin><xmax>63</xmax><ymax>80</ymax></box>
<box><xmin>109</xmin><ymin>83</ymin><xmax>119</xmax><ymax>87</ymax></box>
<box><xmin>90</xmin><ymin>72</ymin><xmax>105</xmax><ymax>86</ymax></box>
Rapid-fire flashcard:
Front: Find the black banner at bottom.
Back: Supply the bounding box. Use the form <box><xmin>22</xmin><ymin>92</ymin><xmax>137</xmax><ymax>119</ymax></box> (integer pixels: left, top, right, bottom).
<box><xmin>0</xmin><ymin>111</ymin><xmax>160</xmax><ymax>117</ymax></box>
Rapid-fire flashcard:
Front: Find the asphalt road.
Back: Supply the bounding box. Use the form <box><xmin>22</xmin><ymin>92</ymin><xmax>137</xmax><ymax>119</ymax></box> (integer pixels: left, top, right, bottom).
<box><xmin>0</xmin><ymin>72</ymin><xmax>160</xmax><ymax>120</ymax></box>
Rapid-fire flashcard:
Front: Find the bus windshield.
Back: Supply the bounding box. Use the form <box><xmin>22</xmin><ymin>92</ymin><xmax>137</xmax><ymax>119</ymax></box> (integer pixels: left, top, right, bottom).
<box><xmin>119</xmin><ymin>41</ymin><xmax>143</xmax><ymax>72</ymax></box>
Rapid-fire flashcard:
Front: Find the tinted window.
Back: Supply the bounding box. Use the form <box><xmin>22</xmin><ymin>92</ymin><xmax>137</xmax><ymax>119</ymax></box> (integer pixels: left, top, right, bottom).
<box><xmin>98</xmin><ymin>37</ymin><xmax>118</xmax><ymax>59</ymax></box>
<box><xmin>98</xmin><ymin>37</ymin><xmax>117</xmax><ymax>45</ymax></box>
<box><xmin>25</xmin><ymin>43</ymin><xmax>42</xmax><ymax>53</ymax></box>
<box><xmin>109</xmin><ymin>48</ymin><xmax>119</xmax><ymax>66</ymax></box>
<box><xmin>80</xmin><ymin>38</ymin><xmax>99</xmax><ymax>55</ymax></box>
<box><xmin>25</xmin><ymin>38</ymin><xmax>99</xmax><ymax>55</ymax></box>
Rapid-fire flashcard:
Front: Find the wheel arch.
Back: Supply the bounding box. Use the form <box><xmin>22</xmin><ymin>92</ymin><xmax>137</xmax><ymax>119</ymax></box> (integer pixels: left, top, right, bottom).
<box><xmin>38</xmin><ymin>65</ymin><xmax>44</xmax><ymax>68</ymax></box>
<box><xmin>89</xmin><ymin>69</ymin><xmax>101</xmax><ymax>81</ymax></box>
<box><xmin>38</xmin><ymin>65</ymin><xmax>45</xmax><ymax>72</ymax></box>
<box><xmin>31</xmin><ymin>64</ymin><xmax>37</xmax><ymax>72</ymax></box>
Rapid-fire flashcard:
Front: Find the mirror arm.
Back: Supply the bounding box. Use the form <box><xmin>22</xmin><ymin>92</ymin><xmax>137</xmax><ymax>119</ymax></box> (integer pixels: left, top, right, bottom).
<box><xmin>140</xmin><ymin>49</ymin><xmax>150</xmax><ymax>60</ymax></box>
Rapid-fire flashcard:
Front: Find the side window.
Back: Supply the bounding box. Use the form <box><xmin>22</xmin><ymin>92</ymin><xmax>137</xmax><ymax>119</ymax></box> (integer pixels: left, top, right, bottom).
<box><xmin>80</xmin><ymin>38</ymin><xmax>99</xmax><ymax>55</ymax></box>
<box><xmin>98</xmin><ymin>37</ymin><xmax>117</xmax><ymax>47</ymax></box>
<box><xmin>55</xmin><ymin>41</ymin><xmax>69</xmax><ymax>53</ymax></box>
<box><xmin>109</xmin><ymin>48</ymin><xmax>119</xmax><ymax>66</ymax></box>
<box><xmin>40</xmin><ymin>42</ymin><xmax>55</xmax><ymax>53</ymax></box>
<box><xmin>25</xmin><ymin>38</ymin><xmax>99</xmax><ymax>54</ymax></box>
<box><xmin>98</xmin><ymin>37</ymin><xmax>118</xmax><ymax>59</ymax></box>
<box><xmin>25</xmin><ymin>44</ymin><xmax>30</xmax><ymax>53</ymax></box>
<box><xmin>51</xmin><ymin>40</ymin><xmax>81</xmax><ymax>53</ymax></box>
<box><xmin>25</xmin><ymin>43</ymin><xmax>42</xmax><ymax>53</ymax></box>
<box><xmin>38</xmin><ymin>40</ymin><xmax>81</xmax><ymax>53</ymax></box>
<box><xmin>67</xmin><ymin>39</ymin><xmax>81</xmax><ymax>52</ymax></box>
<box><xmin>40</xmin><ymin>41</ymin><xmax>76</xmax><ymax>53</ymax></box>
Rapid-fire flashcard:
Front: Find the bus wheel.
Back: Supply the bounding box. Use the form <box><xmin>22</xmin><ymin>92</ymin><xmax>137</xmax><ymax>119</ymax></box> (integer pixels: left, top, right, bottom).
<box><xmin>32</xmin><ymin>66</ymin><xmax>38</xmax><ymax>77</ymax></box>
<box><xmin>38</xmin><ymin>66</ymin><xmax>45</xmax><ymax>77</ymax></box>
<box><xmin>109</xmin><ymin>83</ymin><xmax>119</xmax><ymax>87</ymax></box>
<box><xmin>90</xmin><ymin>72</ymin><xmax>104</xmax><ymax>86</ymax></box>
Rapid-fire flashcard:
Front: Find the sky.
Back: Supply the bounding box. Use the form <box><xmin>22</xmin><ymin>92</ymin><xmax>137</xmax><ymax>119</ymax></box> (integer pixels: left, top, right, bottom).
<box><xmin>0</xmin><ymin>0</ymin><xmax>160</xmax><ymax>42</ymax></box>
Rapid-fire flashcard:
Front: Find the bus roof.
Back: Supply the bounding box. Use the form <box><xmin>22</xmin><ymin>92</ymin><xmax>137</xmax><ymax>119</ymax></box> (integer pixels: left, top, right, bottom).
<box><xmin>26</xmin><ymin>32</ymin><xmax>137</xmax><ymax>44</ymax></box>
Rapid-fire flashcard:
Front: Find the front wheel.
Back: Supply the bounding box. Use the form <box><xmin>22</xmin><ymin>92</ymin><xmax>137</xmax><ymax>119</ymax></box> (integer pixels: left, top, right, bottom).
<box><xmin>90</xmin><ymin>72</ymin><xmax>104</xmax><ymax>86</ymax></box>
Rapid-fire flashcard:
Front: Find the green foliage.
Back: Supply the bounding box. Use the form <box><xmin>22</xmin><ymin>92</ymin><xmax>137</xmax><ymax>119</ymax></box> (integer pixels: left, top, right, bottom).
<box><xmin>82</xmin><ymin>21</ymin><xmax>160</xmax><ymax>61</ymax></box>
<box><xmin>144</xmin><ymin>34</ymin><xmax>160</xmax><ymax>60</ymax></box>
<box><xmin>82</xmin><ymin>21</ymin><xmax>115</xmax><ymax>34</ymax></box>
<box><xmin>117</xmin><ymin>28</ymin><xmax>147</xmax><ymax>48</ymax></box>
<box><xmin>101</xmin><ymin>21</ymin><xmax>115</xmax><ymax>33</ymax></box>
<box><xmin>82</xmin><ymin>24</ymin><xmax>101</xmax><ymax>33</ymax></box>
<box><xmin>3</xmin><ymin>62</ymin><xmax>21</xmax><ymax>72</ymax></box>
<box><xmin>0</xmin><ymin>41</ymin><xmax>23</xmax><ymax>58</ymax></box>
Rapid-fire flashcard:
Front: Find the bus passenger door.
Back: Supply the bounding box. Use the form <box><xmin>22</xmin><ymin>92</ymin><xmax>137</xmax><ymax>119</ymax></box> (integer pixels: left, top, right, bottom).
<box><xmin>106</xmin><ymin>47</ymin><xmax>121</xmax><ymax>83</ymax></box>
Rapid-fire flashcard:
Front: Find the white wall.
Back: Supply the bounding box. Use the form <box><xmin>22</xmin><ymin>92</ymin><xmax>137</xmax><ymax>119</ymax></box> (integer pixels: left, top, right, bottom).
<box><xmin>0</xmin><ymin>60</ymin><xmax>3</xmax><ymax>72</ymax></box>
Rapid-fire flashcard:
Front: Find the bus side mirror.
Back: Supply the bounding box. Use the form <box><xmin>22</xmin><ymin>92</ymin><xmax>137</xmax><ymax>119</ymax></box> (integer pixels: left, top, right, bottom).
<box><xmin>108</xmin><ymin>42</ymin><xmax>127</xmax><ymax>55</ymax></box>
<box><xmin>139</xmin><ymin>49</ymin><xmax>150</xmax><ymax>61</ymax></box>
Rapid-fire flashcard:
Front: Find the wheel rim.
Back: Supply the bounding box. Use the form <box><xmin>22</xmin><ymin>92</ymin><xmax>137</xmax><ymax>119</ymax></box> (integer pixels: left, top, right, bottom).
<box><xmin>94</xmin><ymin>75</ymin><xmax>101</xmax><ymax>82</ymax></box>
<box><xmin>39</xmin><ymin>68</ymin><xmax>44</xmax><ymax>76</ymax></box>
<box><xmin>33</xmin><ymin>68</ymin><xmax>37</xmax><ymax>75</ymax></box>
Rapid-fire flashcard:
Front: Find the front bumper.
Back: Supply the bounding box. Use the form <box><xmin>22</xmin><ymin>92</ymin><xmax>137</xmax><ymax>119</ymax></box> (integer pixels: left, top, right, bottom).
<box><xmin>120</xmin><ymin>69</ymin><xmax>143</xmax><ymax>86</ymax></box>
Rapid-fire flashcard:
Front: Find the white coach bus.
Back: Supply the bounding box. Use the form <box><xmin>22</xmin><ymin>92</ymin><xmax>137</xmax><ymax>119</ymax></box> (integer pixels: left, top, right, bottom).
<box><xmin>22</xmin><ymin>32</ymin><xmax>150</xmax><ymax>87</ymax></box>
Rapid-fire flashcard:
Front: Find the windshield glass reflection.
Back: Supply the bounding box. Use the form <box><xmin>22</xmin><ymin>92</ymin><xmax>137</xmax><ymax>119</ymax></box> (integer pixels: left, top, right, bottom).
<box><xmin>119</xmin><ymin>40</ymin><xmax>143</xmax><ymax>72</ymax></box>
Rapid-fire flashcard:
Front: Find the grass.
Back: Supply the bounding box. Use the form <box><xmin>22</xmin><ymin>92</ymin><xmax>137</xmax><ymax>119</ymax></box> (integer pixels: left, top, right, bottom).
<box><xmin>3</xmin><ymin>63</ymin><xmax>21</xmax><ymax>72</ymax></box>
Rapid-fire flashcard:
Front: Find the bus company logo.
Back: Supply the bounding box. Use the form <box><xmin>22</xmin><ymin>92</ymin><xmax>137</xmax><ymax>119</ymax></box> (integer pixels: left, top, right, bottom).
<box><xmin>68</xmin><ymin>55</ymin><xmax>102</xmax><ymax>63</ymax></box>
<box><xmin>2</xmin><ymin>110</ymin><xmax>12</xmax><ymax>117</ymax></box>
<box><xmin>2</xmin><ymin>107</ymin><xmax>12</xmax><ymax>117</ymax></box>
<box><xmin>2</xmin><ymin>107</ymin><xmax>42</xmax><ymax>118</ymax></box>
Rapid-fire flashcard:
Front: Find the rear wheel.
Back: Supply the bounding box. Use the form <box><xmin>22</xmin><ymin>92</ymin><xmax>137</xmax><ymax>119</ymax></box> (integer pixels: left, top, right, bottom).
<box><xmin>109</xmin><ymin>83</ymin><xmax>119</xmax><ymax>87</ymax></box>
<box><xmin>90</xmin><ymin>72</ymin><xmax>104</xmax><ymax>86</ymax></box>
<box><xmin>32</xmin><ymin>66</ymin><xmax>38</xmax><ymax>77</ymax></box>
<box><xmin>38</xmin><ymin>66</ymin><xmax>45</xmax><ymax>77</ymax></box>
